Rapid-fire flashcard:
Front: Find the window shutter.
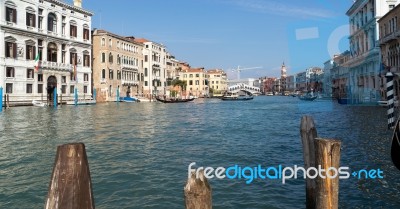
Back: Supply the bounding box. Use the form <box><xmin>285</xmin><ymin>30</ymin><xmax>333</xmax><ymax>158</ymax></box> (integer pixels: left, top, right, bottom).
<box><xmin>26</xmin><ymin>13</ymin><xmax>29</xmax><ymax>26</ymax></box>
<box><xmin>33</xmin><ymin>14</ymin><xmax>36</xmax><ymax>27</ymax></box>
<box><xmin>26</xmin><ymin>45</ymin><xmax>29</xmax><ymax>59</ymax></box>
<box><xmin>33</xmin><ymin>46</ymin><xmax>36</xmax><ymax>59</ymax></box>
<box><xmin>13</xmin><ymin>43</ymin><xmax>17</xmax><ymax>58</ymax></box>
<box><xmin>13</xmin><ymin>9</ymin><xmax>17</xmax><ymax>23</ymax></box>
<box><xmin>5</xmin><ymin>42</ymin><xmax>8</xmax><ymax>57</ymax></box>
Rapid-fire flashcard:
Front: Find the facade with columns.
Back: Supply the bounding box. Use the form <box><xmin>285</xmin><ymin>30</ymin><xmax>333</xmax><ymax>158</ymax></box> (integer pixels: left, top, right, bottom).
<box><xmin>92</xmin><ymin>29</ymin><xmax>143</xmax><ymax>102</ymax></box>
<box><xmin>0</xmin><ymin>0</ymin><xmax>92</xmax><ymax>103</ymax></box>
<box><xmin>379</xmin><ymin>3</ymin><xmax>400</xmax><ymax>101</ymax></box>
<box><xmin>346</xmin><ymin>0</ymin><xmax>400</xmax><ymax>104</ymax></box>
<box><xmin>135</xmin><ymin>38</ymin><xmax>167</xmax><ymax>97</ymax></box>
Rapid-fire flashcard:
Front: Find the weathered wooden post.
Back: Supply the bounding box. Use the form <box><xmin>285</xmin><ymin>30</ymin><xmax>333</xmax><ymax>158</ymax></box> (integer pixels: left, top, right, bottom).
<box><xmin>300</xmin><ymin>116</ymin><xmax>317</xmax><ymax>209</ymax></box>
<box><xmin>314</xmin><ymin>138</ymin><xmax>341</xmax><ymax>209</ymax></box>
<box><xmin>45</xmin><ymin>143</ymin><xmax>95</xmax><ymax>209</ymax></box>
<box><xmin>184</xmin><ymin>170</ymin><xmax>212</xmax><ymax>209</ymax></box>
<box><xmin>6</xmin><ymin>94</ymin><xmax>10</xmax><ymax>108</ymax></box>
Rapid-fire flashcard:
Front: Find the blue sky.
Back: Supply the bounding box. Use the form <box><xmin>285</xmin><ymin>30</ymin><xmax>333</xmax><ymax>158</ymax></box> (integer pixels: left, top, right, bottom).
<box><xmin>78</xmin><ymin>0</ymin><xmax>353</xmax><ymax>79</ymax></box>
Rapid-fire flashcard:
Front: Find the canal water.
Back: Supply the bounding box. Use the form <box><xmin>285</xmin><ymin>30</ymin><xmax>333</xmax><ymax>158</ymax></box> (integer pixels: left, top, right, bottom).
<box><xmin>0</xmin><ymin>96</ymin><xmax>399</xmax><ymax>208</ymax></box>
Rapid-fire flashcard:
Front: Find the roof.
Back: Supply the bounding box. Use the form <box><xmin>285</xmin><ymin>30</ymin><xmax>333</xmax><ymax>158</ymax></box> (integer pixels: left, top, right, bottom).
<box><xmin>92</xmin><ymin>29</ymin><xmax>144</xmax><ymax>46</ymax></box>
<box><xmin>134</xmin><ymin>38</ymin><xmax>151</xmax><ymax>43</ymax></box>
<box><xmin>184</xmin><ymin>68</ymin><xmax>205</xmax><ymax>73</ymax></box>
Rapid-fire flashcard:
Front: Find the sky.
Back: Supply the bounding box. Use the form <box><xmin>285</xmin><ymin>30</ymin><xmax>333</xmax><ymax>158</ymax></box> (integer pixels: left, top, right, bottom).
<box><xmin>76</xmin><ymin>0</ymin><xmax>354</xmax><ymax>79</ymax></box>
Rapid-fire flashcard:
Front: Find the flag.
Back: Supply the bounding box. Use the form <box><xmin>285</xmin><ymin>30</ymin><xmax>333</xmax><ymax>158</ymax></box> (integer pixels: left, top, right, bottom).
<box><xmin>34</xmin><ymin>52</ymin><xmax>40</xmax><ymax>72</ymax></box>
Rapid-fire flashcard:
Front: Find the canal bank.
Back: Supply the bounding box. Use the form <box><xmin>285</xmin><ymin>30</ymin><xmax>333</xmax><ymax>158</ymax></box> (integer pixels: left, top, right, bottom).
<box><xmin>0</xmin><ymin>97</ymin><xmax>398</xmax><ymax>208</ymax></box>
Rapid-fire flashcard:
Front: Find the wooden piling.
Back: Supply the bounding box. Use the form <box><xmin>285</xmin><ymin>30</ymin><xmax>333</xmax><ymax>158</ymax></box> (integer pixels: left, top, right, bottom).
<box><xmin>184</xmin><ymin>170</ymin><xmax>212</xmax><ymax>209</ymax></box>
<box><xmin>6</xmin><ymin>94</ymin><xmax>10</xmax><ymax>109</ymax></box>
<box><xmin>300</xmin><ymin>116</ymin><xmax>317</xmax><ymax>209</ymax></box>
<box><xmin>45</xmin><ymin>143</ymin><xmax>95</xmax><ymax>209</ymax></box>
<box><xmin>60</xmin><ymin>94</ymin><xmax>62</xmax><ymax>106</ymax></box>
<box><xmin>314</xmin><ymin>138</ymin><xmax>341</xmax><ymax>209</ymax></box>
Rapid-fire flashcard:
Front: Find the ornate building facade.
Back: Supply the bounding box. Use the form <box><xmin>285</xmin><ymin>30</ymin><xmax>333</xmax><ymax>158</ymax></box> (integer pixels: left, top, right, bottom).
<box><xmin>0</xmin><ymin>0</ymin><xmax>92</xmax><ymax>104</ymax></box>
<box><xmin>346</xmin><ymin>0</ymin><xmax>400</xmax><ymax>104</ymax></box>
<box><xmin>92</xmin><ymin>29</ymin><xmax>143</xmax><ymax>102</ymax></box>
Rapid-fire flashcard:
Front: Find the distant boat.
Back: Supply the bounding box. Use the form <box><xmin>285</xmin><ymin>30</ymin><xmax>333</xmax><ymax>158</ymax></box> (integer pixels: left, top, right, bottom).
<box><xmin>155</xmin><ymin>96</ymin><xmax>195</xmax><ymax>103</ymax></box>
<box><xmin>337</xmin><ymin>98</ymin><xmax>348</xmax><ymax>105</ymax></box>
<box><xmin>32</xmin><ymin>100</ymin><xmax>48</xmax><ymax>107</ymax></box>
<box><xmin>298</xmin><ymin>94</ymin><xmax>317</xmax><ymax>101</ymax></box>
<box><xmin>221</xmin><ymin>91</ymin><xmax>254</xmax><ymax>101</ymax></box>
<box><xmin>120</xmin><ymin>96</ymin><xmax>139</xmax><ymax>103</ymax></box>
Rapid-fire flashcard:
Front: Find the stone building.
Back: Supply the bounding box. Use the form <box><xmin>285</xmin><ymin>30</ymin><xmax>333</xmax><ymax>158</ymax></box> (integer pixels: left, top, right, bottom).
<box><xmin>92</xmin><ymin>29</ymin><xmax>143</xmax><ymax>102</ymax></box>
<box><xmin>1</xmin><ymin>0</ymin><xmax>92</xmax><ymax>104</ymax></box>
<box><xmin>346</xmin><ymin>0</ymin><xmax>400</xmax><ymax>104</ymax></box>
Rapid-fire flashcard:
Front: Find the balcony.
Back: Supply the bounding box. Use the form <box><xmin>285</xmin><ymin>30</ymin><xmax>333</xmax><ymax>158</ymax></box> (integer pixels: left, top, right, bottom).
<box><xmin>152</xmin><ymin>64</ymin><xmax>161</xmax><ymax>71</ymax></box>
<box><xmin>122</xmin><ymin>80</ymin><xmax>139</xmax><ymax>86</ymax></box>
<box><xmin>40</xmin><ymin>61</ymin><xmax>72</xmax><ymax>71</ymax></box>
<box><xmin>380</xmin><ymin>32</ymin><xmax>397</xmax><ymax>45</ymax></box>
<box><xmin>121</xmin><ymin>64</ymin><xmax>138</xmax><ymax>71</ymax></box>
<box><xmin>100</xmin><ymin>78</ymin><xmax>107</xmax><ymax>84</ymax></box>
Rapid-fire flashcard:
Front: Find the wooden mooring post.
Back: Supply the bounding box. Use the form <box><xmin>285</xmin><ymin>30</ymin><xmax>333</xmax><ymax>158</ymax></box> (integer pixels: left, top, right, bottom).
<box><xmin>300</xmin><ymin>116</ymin><xmax>317</xmax><ymax>209</ymax></box>
<box><xmin>184</xmin><ymin>170</ymin><xmax>212</xmax><ymax>209</ymax></box>
<box><xmin>300</xmin><ymin>116</ymin><xmax>341</xmax><ymax>209</ymax></box>
<box><xmin>45</xmin><ymin>143</ymin><xmax>95</xmax><ymax>209</ymax></box>
<box><xmin>6</xmin><ymin>94</ymin><xmax>10</xmax><ymax>109</ymax></box>
<box><xmin>315</xmin><ymin>138</ymin><xmax>341</xmax><ymax>209</ymax></box>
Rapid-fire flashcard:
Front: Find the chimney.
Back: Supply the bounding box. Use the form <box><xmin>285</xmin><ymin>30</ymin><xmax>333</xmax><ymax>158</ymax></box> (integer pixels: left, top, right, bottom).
<box><xmin>74</xmin><ymin>0</ymin><xmax>82</xmax><ymax>8</ymax></box>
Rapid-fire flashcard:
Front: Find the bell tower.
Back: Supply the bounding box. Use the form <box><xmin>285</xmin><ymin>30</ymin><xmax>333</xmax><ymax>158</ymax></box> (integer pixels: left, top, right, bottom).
<box><xmin>280</xmin><ymin>62</ymin><xmax>287</xmax><ymax>94</ymax></box>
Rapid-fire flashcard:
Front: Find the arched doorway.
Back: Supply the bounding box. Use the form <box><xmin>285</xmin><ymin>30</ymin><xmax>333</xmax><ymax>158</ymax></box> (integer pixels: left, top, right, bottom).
<box><xmin>47</xmin><ymin>76</ymin><xmax>57</xmax><ymax>105</ymax></box>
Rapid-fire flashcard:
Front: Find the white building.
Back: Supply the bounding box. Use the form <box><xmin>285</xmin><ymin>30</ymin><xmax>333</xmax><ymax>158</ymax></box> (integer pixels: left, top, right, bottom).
<box><xmin>346</xmin><ymin>0</ymin><xmax>400</xmax><ymax>104</ymax></box>
<box><xmin>135</xmin><ymin>38</ymin><xmax>167</xmax><ymax>97</ymax></box>
<box><xmin>0</xmin><ymin>0</ymin><xmax>93</xmax><ymax>104</ymax></box>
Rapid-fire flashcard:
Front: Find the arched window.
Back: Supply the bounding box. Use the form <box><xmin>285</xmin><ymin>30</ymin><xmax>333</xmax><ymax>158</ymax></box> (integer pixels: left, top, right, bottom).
<box><xmin>48</xmin><ymin>13</ymin><xmax>57</xmax><ymax>32</ymax></box>
<box><xmin>5</xmin><ymin>1</ymin><xmax>17</xmax><ymax>23</ymax></box>
<box><xmin>70</xmin><ymin>20</ymin><xmax>77</xmax><ymax>38</ymax></box>
<box><xmin>47</xmin><ymin>42</ymin><xmax>57</xmax><ymax>62</ymax></box>
<box><xmin>101</xmin><ymin>52</ymin><xmax>105</xmax><ymax>63</ymax></box>
<box><xmin>109</xmin><ymin>69</ymin><xmax>114</xmax><ymax>80</ymax></box>
<box><xmin>102</xmin><ymin>69</ymin><xmax>105</xmax><ymax>79</ymax></box>
<box><xmin>83</xmin><ymin>24</ymin><xmax>89</xmax><ymax>40</ymax></box>
<box><xmin>26</xmin><ymin>7</ymin><xmax>36</xmax><ymax>27</ymax></box>
<box><xmin>109</xmin><ymin>53</ymin><xmax>113</xmax><ymax>63</ymax></box>
<box><xmin>101</xmin><ymin>38</ymin><xmax>105</xmax><ymax>46</ymax></box>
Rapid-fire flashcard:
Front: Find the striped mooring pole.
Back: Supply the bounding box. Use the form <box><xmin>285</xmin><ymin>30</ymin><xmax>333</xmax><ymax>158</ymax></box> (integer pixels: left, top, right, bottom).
<box><xmin>387</xmin><ymin>72</ymin><xmax>395</xmax><ymax>130</ymax></box>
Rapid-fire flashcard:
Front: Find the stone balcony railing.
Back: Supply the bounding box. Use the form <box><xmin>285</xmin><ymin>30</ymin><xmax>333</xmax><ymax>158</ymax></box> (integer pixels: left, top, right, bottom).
<box><xmin>40</xmin><ymin>61</ymin><xmax>72</xmax><ymax>71</ymax></box>
<box><xmin>121</xmin><ymin>64</ymin><xmax>138</xmax><ymax>71</ymax></box>
<box><xmin>122</xmin><ymin>80</ymin><xmax>139</xmax><ymax>86</ymax></box>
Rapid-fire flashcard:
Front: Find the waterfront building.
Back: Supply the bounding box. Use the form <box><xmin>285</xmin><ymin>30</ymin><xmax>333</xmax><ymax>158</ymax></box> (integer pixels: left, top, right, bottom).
<box><xmin>165</xmin><ymin>53</ymin><xmax>180</xmax><ymax>96</ymax></box>
<box><xmin>181</xmin><ymin>67</ymin><xmax>208</xmax><ymax>97</ymax></box>
<box><xmin>259</xmin><ymin>77</ymin><xmax>276</xmax><ymax>94</ymax></box>
<box><xmin>378</xmin><ymin>3</ymin><xmax>400</xmax><ymax>100</ymax></box>
<box><xmin>296</xmin><ymin>71</ymin><xmax>307</xmax><ymax>91</ymax></box>
<box><xmin>323</xmin><ymin>59</ymin><xmax>334</xmax><ymax>97</ymax></box>
<box><xmin>92</xmin><ymin>29</ymin><xmax>143</xmax><ymax>102</ymax></box>
<box><xmin>346</xmin><ymin>0</ymin><xmax>400</xmax><ymax>104</ymax></box>
<box><xmin>0</xmin><ymin>0</ymin><xmax>92</xmax><ymax>104</ymax></box>
<box><xmin>331</xmin><ymin>51</ymin><xmax>351</xmax><ymax>99</ymax></box>
<box><xmin>135</xmin><ymin>38</ymin><xmax>167</xmax><ymax>98</ymax></box>
<box><xmin>207</xmin><ymin>69</ymin><xmax>228</xmax><ymax>96</ymax></box>
<box><xmin>285</xmin><ymin>75</ymin><xmax>296</xmax><ymax>93</ymax></box>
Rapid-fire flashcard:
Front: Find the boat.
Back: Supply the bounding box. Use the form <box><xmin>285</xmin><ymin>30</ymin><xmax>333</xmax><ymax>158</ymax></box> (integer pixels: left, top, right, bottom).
<box><xmin>155</xmin><ymin>96</ymin><xmax>195</xmax><ymax>103</ymax></box>
<box><xmin>32</xmin><ymin>100</ymin><xmax>48</xmax><ymax>107</ymax></box>
<box><xmin>120</xmin><ymin>96</ymin><xmax>139</xmax><ymax>103</ymax></box>
<box><xmin>298</xmin><ymin>94</ymin><xmax>317</xmax><ymax>101</ymax></box>
<box><xmin>337</xmin><ymin>98</ymin><xmax>348</xmax><ymax>105</ymax></box>
<box><xmin>377</xmin><ymin>100</ymin><xmax>399</xmax><ymax>107</ymax></box>
<box><xmin>221</xmin><ymin>91</ymin><xmax>254</xmax><ymax>101</ymax></box>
